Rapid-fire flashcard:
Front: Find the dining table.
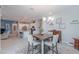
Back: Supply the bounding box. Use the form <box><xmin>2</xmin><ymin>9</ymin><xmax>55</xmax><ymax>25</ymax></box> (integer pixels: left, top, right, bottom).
<box><xmin>33</xmin><ymin>33</ymin><xmax>53</xmax><ymax>54</ymax></box>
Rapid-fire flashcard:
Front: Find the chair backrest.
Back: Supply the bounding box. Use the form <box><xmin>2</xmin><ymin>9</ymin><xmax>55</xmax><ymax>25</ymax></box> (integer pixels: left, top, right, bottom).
<box><xmin>52</xmin><ymin>34</ymin><xmax>59</xmax><ymax>45</ymax></box>
<box><xmin>23</xmin><ymin>31</ymin><xmax>33</xmax><ymax>45</ymax></box>
<box><xmin>27</xmin><ymin>34</ymin><xmax>33</xmax><ymax>45</ymax></box>
<box><xmin>53</xmin><ymin>30</ymin><xmax>61</xmax><ymax>43</ymax></box>
<box><xmin>23</xmin><ymin>31</ymin><xmax>29</xmax><ymax>39</ymax></box>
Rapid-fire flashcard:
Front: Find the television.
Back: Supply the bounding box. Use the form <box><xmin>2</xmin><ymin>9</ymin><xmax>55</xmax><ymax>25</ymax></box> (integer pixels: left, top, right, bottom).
<box><xmin>0</xmin><ymin>28</ymin><xmax>6</xmax><ymax>34</ymax></box>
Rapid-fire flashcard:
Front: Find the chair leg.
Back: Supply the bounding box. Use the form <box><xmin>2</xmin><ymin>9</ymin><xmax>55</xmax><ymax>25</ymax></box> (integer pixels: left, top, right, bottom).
<box><xmin>32</xmin><ymin>43</ymin><xmax>34</xmax><ymax>54</ymax></box>
<box><xmin>56</xmin><ymin>43</ymin><xmax>58</xmax><ymax>54</ymax></box>
<box><xmin>52</xmin><ymin>44</ymin><xmax>54</xmax><ymax>54</ymax></box>
<box><xmin>27</xmin><ymin>42</ymin><xmax>30</xmax><ymax>54</ymax></box>
<box><xmin>27</xmin><ymin>46</ymin><xmax>29</xmax><ymax>54</ymax></box>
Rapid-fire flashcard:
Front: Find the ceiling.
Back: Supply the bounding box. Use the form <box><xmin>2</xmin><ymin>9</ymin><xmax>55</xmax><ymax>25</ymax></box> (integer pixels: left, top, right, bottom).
<box><xmin>1</xmin><ymin>5</ymin><xmax>79</xmax><ymax>21</ymax></box>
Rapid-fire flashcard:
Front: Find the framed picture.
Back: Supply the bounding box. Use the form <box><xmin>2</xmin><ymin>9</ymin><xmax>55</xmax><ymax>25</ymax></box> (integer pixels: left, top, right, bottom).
<box><xmin>59</xmin><ymin>23</ymin><xmax>65</xmax><ymax>29</ymax></box>
<box><xmin>56</xmin><ymin>17</ymin><xmax>62</xmax><ymax>24</ymax></box>
<box><xmin>70</xmin><ymin>19</ymin><xmax>79</xmax><ymax>24</ymax></box>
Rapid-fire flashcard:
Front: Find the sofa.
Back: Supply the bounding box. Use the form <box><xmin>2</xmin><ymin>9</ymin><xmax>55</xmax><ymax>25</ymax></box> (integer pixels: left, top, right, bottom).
<box><xmin>0</xmin><ymin>31</ymin><xmax>10</xmax><ymax>40</ymax></box>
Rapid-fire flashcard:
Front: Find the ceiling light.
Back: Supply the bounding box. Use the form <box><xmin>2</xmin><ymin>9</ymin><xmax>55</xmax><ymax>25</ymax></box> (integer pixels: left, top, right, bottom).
<box><xmin>43</xmin><ymin>17</ymin><xmax>46</xmax><ymax>21</ymax></box>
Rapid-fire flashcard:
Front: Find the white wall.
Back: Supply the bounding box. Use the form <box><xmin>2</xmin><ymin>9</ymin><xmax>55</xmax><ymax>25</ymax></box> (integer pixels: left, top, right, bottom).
<box><xmin>62</xmin><ymin>17</ymin><xmax>79</xmax><ymax>43</ymax></box>
<box><xmin>42</xmin><ymin>11</ymin><xmax>79</xmax><ymax>44</ymax></box>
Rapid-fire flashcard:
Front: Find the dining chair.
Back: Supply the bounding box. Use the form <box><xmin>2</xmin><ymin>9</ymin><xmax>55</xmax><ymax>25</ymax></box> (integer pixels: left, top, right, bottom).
<box><xmin>23</xmin><ymin>31</ymin><xmax>40</xmax><ymax>54</ymax></box>
<box><xmin>44</xmin><ymin>34</ymin><xmax>59</xmax><ymax>54</ymax></box>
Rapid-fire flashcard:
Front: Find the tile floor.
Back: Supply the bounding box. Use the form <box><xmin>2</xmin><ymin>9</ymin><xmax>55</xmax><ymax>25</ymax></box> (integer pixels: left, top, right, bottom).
<box><xmin>1</xmin><ymin>37</ymin><xmax>79</xmax><ymax>54</ymax></box>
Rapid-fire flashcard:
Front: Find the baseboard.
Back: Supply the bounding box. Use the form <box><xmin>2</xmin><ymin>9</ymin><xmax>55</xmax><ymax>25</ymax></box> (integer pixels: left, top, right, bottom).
<box><xmin>62</xmin><ymin>41</ymin><xmax>74</xmax><ymax>47</ymax></box>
